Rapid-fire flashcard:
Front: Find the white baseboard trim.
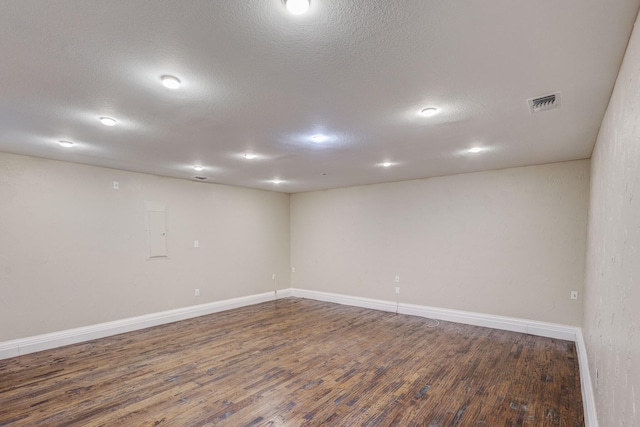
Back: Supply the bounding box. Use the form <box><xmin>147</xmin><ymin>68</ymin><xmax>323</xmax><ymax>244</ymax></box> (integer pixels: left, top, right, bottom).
<box><xmin>291</xmin><ymin>288</ymin><xmax>397</xmax><ymax>314</ymax></box>
<box><xmin>0</xmin><ymin>289</ymin><xmax>291</xmax><ymax>360</ymax></box>
<box><xmin>575</xmin><ymin>329</ymin><xmax>598</xmax><ymax>427</ymax></box>
<box><xmin>290</xmin><ymin>288</ymin><xmax>578</xmax><ymax>341</ymax></box>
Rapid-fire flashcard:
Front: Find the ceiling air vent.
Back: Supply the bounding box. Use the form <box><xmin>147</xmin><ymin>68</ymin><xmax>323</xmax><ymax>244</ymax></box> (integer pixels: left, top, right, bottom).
<box><xmin>192</xmin><ymin>176</ymin><xmax>208</xmax><ymax>181</ymax></box>
<box><xmin>527</xmin><ymin>92</ymin><xmax>561</xmax><ymax>113</ymax></box>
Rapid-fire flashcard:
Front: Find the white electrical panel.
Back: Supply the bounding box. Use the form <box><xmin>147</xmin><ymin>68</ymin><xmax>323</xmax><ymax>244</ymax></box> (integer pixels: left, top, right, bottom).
<box><xmin>145</xmin><ymin>201</ymin><xmax>167</xmax><ymax>258</ymax></box>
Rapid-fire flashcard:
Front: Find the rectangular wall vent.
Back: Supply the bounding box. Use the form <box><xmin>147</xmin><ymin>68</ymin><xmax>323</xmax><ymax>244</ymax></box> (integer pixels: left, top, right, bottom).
<box><xmin>527</xmin><ymin>92</ymin><xmax>562</xmax><ymax>113</ymax></box>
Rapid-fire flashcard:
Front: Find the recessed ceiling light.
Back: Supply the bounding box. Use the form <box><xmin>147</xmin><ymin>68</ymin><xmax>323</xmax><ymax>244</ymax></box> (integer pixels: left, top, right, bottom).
<box><xmin>284</xmin><ymin>0</ymin><xmax>310</xmax><ymax>15</ymax></box>
<box><xmin>58</xmin><ymin>140</ymin><xmax>74</xmax><ymax>148</ymax></box>
<box><xmin>467</xmin><ymin>147</ymin><xmax>484</xmax><ymax>153</ymax></box>
<box><xmin>382</xmin><ymin>162</ymin><xmax>392</xmax><ymax>167</ymax></box>
<box><xmin>420</xmin><ymin>107</ymin><xmax>439</xmax><ymax>117</ymax></box>
<box><xmin>311</xmin><ymin>134</ymin><xmax>327</xmax><ymax>143</ymax></box>
<box><xmin>99</xmin><ymin>117</ymin><xmax>117</xmax><ymax>126</ymax></box>
<box><xmin>161</xmin><ymin>75</ymin><xmax>181</xmax><ymax>89</ymax></box>
<box><xmin>271</xmin><ymin>179</ymin><xmax>283</xmax><ymax>184</ymax></box>
<box><xmin>244</xmin><ymin>153</ymin><xmax>257</xmax><ymax>160</ymax></box>
<box><xmin>193</xmin><ymin>165</ymin><xmax>204</xmax><ymax>171</ymax></box>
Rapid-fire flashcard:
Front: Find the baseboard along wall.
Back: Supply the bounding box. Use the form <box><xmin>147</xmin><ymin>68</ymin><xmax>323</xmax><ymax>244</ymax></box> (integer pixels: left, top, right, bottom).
<box><xmin>0</xmin><ymin>288</ymin><xmax>596</xmax><ymax>426</ymax></box>
<box><xmin>575</xmin><ymin>329</ymin><xmax>599</xmax><ymax>427</ymax></box>
<box><xmin>0</xmin><ymin>289</ymin><xmax>292</xmax><ymax>360</ymax></box>
<box><xmin>290</xmin><ymin>289</ymin><xmax>578</xmax><ymax>341</ymax></box>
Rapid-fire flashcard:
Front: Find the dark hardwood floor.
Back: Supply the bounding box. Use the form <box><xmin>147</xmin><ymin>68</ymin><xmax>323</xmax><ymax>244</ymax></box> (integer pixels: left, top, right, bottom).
<box><xmin>0</xmin><ymin>298</ymin><xmax>584</xmax><ymax>426</ymax></box>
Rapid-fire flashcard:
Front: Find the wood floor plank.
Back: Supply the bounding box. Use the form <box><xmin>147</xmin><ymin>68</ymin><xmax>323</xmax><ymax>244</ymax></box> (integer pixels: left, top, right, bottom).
<box><xmin>0</xmin><ymin>298</ymin><xmax>584</xmax><ymax>426</ymax></box>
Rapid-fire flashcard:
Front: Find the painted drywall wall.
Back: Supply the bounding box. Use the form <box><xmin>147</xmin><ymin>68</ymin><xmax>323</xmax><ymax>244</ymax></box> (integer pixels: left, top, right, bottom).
<box><xmin>0</xmin><ymin>152</ymin><xmax>290</xmax><ymax>341</ymax></box>
<box><xmin>583</xmin><ymin>11</ymin><xmax>640</xmax><ymax>427</ymax></box>
<box><xmin>291</xmin><ymin>160</ymin><xmax>589</xmax><ymax>326</ymax></box>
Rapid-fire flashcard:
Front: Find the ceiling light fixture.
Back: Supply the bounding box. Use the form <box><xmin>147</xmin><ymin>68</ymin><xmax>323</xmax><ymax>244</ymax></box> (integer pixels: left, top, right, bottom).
<box><xmin>382</xmin><ymin>162</ymin><xmax>392</xmax><ymax>167</ymax></box>
<box><xmin>311</xmin><ymin>134</ymin><xmax>327</xmax><ymax>143</ymax></box>
<box><xmin>420</xmin><ymin>107</ymin><xmax>439</xmax><ymax>117</ymax></box>
<box><xmin>99</xmin><ymin>117</ymin><xmax>117</xmax><ymax>126</ymax></box>
<box><xmin>58</xmin><ymin>140</ymin><xmax>74</xmax><ymax>148</ymax></box>
<box><xmin>161</xmin><ymin>75</ymin><xmax>181</xmax><ymax>89</ymax></box>
<box><xmin>272</xmin><ymin>179</ymin><xmax>283</xmax><ymax>184</ymax></box>
<box><xmin>193</xmin><ymin>165</ymin><xmax>204</xmax><ymax>171</ymax></box>
<box><xmin>244</xmin><ymin>153</ymin><xmax>257</xmax><ymax>160</ymax></box>
<box><xmin>284</xmin><ymin>0</ymin><xmax>310</xmax><ymax>15</ymax></box>
<box><xmin>467</xmin><ymin>147</ymin><xmax>484</xmax><ymax>154</ymax></box>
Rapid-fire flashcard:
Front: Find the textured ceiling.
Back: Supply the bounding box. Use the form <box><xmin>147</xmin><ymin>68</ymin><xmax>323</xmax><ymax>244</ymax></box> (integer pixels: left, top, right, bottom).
<box><xmin>0</xmin><ymin>0</ymin><xmax>638</xmax><ymax>193</ymax></box>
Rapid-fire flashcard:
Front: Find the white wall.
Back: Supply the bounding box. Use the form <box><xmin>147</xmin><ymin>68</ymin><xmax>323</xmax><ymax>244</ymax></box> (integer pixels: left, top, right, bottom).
<box><xmin>0</xmin><ymin>152</ymin><xmax>290</xmax><ymax>341</ymax></box>
<box><xmin>291</xmin><ymin>160</ymin><xmax>589</xmax><ymax>326</ymax></box>
<box><xmin>583</xmin><ymin>10</ymin><xmax>640</xmax><ymax>427</ymax></box>
<box><xmin>0</xmin><ymin>153</ymin><xmax>591</xmax><ymax>343</ymax></box>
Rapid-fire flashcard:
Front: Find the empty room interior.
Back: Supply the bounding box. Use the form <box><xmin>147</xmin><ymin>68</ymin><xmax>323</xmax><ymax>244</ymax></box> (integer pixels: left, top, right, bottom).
<box><xmin>0</xmin><ymin>1</ymin><xmax>639</xmax><ymax>426</ymax></box>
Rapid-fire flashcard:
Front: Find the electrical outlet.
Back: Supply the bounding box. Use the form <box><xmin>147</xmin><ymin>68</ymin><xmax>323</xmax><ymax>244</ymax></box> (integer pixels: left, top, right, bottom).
<box><xmin>272</xmin><ymin>274</ymin><xmax>276</xmax><ymax>280</ymax></box>
<box><xmin>113</xmin><ymin>181</ymin><xmax>119</xmax><ymax>190</ymax></box>
<box><xmin>194</xmin><ymin>240</ymin><xmax>199</xmax><ymax>248</ymax></box>
<box><xmin>395</xmin><ymin>275</ymin><xmax>400</xmax><ymax>283</ymax></box>
<box><xmin>195</xmin><ymin>289</ymin><xmax>200</xmax><ymax>297</ymax></box>
<box><xmin>570</xmin><ymin>291</ymin><xmax>578</xmax><ymax>300</ymax></box>
<box><xmin>395</xmin><ymin>287</ymin><xmax>400</xmax><ymax>294</ymax></box>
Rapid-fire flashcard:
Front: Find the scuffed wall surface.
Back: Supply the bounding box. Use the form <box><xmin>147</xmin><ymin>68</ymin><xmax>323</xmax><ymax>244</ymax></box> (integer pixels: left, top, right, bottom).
<box><xmin>583</xmin><ymin>13</ymin><xmax>640</xmax><ymax>427</ymax></box>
